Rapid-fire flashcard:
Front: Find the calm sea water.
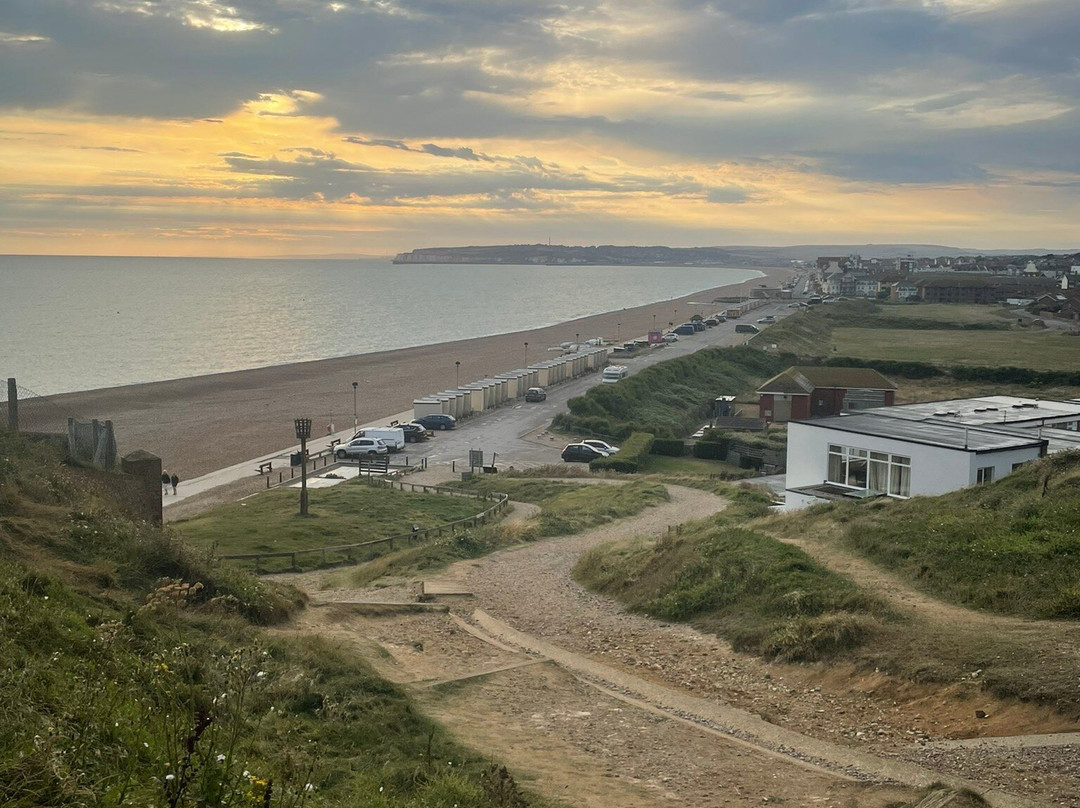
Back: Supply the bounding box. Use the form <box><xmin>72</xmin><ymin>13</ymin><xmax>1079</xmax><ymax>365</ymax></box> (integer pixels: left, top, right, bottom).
<box><xmin>0</xmin><ymin>256</ymin><xmax>760</xmax><ymax>395</ymax></box>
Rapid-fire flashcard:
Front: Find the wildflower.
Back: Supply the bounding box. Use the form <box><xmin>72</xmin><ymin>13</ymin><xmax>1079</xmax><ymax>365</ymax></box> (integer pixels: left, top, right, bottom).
<box><xmin>256</xmin><ymin>671</ymin><xmax>267</xmax><ymax>679</ymax></box>
<box><xmin>165</xmin><ymin>774</ymin><xmax>175</xmax><ymax>782</ymax></box>
<box><xmin>304</xmin><ymin>784</ymin><xmax>314</xmax><ymax>792</ymax></box>
<box><xmin>243</xmin><ymin>770</ymin><xmax>250</xmax><ymax>778</ymax></box>
<box><xmin>217</xmin><ymin>754</ymin><xmax>226</xmax><ymax>763</ymax></box>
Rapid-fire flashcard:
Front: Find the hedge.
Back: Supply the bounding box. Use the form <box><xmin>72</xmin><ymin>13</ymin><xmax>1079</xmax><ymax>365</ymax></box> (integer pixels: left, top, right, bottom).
<box><xmin>650</xmin><ymin>439</ymin><xmax>685</xmax><ymax>457</ymax></box>
<box><xmin>591</xmin><ymin>432</ymin><xmax>654</xmax><ymax>474</ymax></box>
<box><xmin>693</xmin><ymin>440</ymin><xmax>727</xmax><ymax>460</ymax></box>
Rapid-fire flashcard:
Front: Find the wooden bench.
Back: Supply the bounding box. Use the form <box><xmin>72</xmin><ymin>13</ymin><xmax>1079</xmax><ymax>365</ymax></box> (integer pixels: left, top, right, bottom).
<box><xmin>329</xmin><ymin>438</ymin><xmax>341</xmax><ymax>448</ymax></box>
<box><xmin>256</xmin><ymin>461</ymin><xmax>273</xmax><ymax>475</ymax></box>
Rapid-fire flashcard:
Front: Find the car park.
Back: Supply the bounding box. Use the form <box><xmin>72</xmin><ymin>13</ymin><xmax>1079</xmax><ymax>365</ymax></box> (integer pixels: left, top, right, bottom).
<box><xmin>524</xmin><ymin>387</ymin><xmax>547</xmax><ymax>402</ymax></box>
<box><xmin>561</xmin><ymin>443</ymin><xmax>606</xmax><ymax>462</ymax></box>
<box><xmin>335</xmin><ymin>438</ymin><xmax>389</xmax><ymax>458</ymax></box>
<box><xmin>661</xmin><ymin>332</ymin><xmax>679</xmax><ymax>342</ymax></box>
<box><xmin>582</xmin><ymin>439</ymin><xmax>619</xmax><ymax>455</ymax></box>
<box><xmin>414</xmin><ymin>413</ymin><xmax>457</xmax><ymax>431</ymax></box>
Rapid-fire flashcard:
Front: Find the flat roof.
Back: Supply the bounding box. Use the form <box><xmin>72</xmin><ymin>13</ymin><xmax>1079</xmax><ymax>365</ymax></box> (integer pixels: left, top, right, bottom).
<box><xmin>869</xmin><ymin>396</ymin><xmax>1080</xmax><ymax>426</ymax></box>
<box><xmin>793</xmin><ymin>412</ymin><xmax>1047</xmax><ymax>453</ymax></box>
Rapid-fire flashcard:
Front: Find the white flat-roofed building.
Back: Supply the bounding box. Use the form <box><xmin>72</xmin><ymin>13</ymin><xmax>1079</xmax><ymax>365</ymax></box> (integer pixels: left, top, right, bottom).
<box><xmin>784</xmin><ymin>396</ymin><xmax>1080</xmax><ymax>509</ymax></box>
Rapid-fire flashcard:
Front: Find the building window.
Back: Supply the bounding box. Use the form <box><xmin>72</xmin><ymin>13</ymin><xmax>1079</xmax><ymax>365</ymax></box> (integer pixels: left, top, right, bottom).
<box><xmin>828</xmin><ymin>444</ymin><xmax>910</xmax><ymax>497</ymax></box>
<box><xmin>977</xmin><ymin>466</ymin><xmax>995</xmax><ymax>485</ymax></box>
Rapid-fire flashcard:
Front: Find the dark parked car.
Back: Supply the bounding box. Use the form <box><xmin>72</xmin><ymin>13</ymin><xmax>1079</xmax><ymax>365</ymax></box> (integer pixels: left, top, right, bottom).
<box><xmin>414</xmin><ymin>413</ymin><xmax>457</xmax><ymax>431</ymax></box>
<box><xmin>704</xmin><ymin>317</ymin><xmax>720</xmax><ymax>327</ymax></box>
<box><xmin>397</xmin><ymin>422</ymin><xmax>430</xmax><ymax>442</ymax></box>
<box><xmin>524</xmin><ymin>387</ymin><xmax>547</xmax><ymax>402</ymax></box>
<box><xmin>561</xmin><ymin>443</ymin><xmax>606</xmax><ymax>463</ymax></box>
<box><xmin>672</xmin><ymin>323</ymin><xmax>696</xmax><ymax>336</ymax></box>
<box><xmin>691</xmin><ymin>320</ymin><xmax>707</xmax><ymax>332</ymax></box>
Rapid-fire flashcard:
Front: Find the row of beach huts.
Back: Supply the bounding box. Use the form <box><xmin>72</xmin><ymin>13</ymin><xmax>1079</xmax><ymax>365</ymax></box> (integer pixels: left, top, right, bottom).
<box><xmin>412</xmin><ymin>346</ymin><xmax>610</xmax><ymax>421</ymax></box>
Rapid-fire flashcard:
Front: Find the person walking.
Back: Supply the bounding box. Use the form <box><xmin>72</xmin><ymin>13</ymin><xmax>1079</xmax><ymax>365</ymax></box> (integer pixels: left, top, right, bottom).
<box><xmin>161</xmin><ymin>470</ymin><xmax>171</xmax><ymax>495</ymax></box>
<box><xmin>170</xmin><ymin>473</ymin><xmax>179</xmax><ymax>496</ymax></box>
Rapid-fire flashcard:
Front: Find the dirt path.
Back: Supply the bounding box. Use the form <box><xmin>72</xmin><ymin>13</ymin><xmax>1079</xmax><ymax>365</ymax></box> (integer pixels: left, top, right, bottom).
<box><xmin>276</xmin><ymin>483</ymin><xmax>1076</xmax><ymax>807</ymax></box>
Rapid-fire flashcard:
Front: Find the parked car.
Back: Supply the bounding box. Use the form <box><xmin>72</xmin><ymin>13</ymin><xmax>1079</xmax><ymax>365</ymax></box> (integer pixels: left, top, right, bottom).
<box><xmin>396</xmin><ymin>423</ymin><xmax>430</xmax><ymax>442</ymax></box>
<box><xmin>414</xmin><ymin>413</ymin><xmax>457</xmax><ymax>431</ymax></box>
<box><xmin>734</xmin><ymin>323</ymin><xmax>760</xmax><ymax>334</ymax></box>
<box><xmin>757</xmin><ymin>315</ymin><xmax>776</xmax><ymax>324</ymax></box>
<box><xmin>691</xmin><ymin>320</ymin><xmax>707</xmax><ymax>332</ymax></box>
<box><xmin>524</xmin><ymin>387</ymin><xmax>547</xmax><ymax>402</ymax></box>
<box><xmin>561</xmin><ymin>443</ymin><xmax>606</xmax><ymax>463</ymax></box>
<box><xmin>661</xmin><ymin>332</ymin><xmax>679</xmax><ymax>342</ymax></box>
<box><xmin>409</xmin><ymin>421</ymin><xmax>435</xmax><ymax>438</ymax></box>
<box><xmin>704</xmin><ymin>317</ymin><xmax>720</xmax><ymax>327</ymax></box>
<box><xmin>335</xmin><ymin>438</ymin><xmax>389</xmax><ymax>459</ymax></box>
<box><xmin>351</xmin><ymin>427</ymin><xmax>405</xmax><ymax>452</ymax></box>
<box><xmin>672</xmin><ymin>323</ymin><xmax>696</xmax><ymax>336</ymax></box>
<box><xmin>581</xmin><ymin>439</ymin><xmax>619</xmax><ymax>455</ymax></box>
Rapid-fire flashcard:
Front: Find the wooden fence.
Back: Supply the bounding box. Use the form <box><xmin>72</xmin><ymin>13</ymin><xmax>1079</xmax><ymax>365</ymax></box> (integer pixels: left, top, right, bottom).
<box><xmin>220</xmin><ymin>478</ymin><xmax>508</xmax><ymax>571</ymax></box>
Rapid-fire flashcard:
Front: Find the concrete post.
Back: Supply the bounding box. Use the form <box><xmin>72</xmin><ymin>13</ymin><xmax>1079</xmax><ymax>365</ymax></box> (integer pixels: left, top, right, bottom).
<box><xmin>120</xmin><ymin>450</ymin><xmax>163</xmax><ymax>526</ymax></box>
<box><xmin>6</xmin><ymin>378</ymin><xmax>16</xmax><ymax>432</ymax></box>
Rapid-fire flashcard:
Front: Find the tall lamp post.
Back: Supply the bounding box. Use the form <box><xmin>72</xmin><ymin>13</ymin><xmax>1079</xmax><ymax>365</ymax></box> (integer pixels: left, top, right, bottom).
<box><xmin>617</xmin><ymin>322</ymin><xmax>621</xmax><ymax>341</ymax></box>
<box><xmin>294</xmin><ymin>417</ymin><xmax>311</xmax><ymax>516</ymax></box>
<box><xmin>523</xmin><ymin>341</ymin><xmax>529</xmax><ymax>365</ymax></box>
<box><xmin>652</xmin><ymin>313</ymin><xmax>657</xmax><ymax>332</ymax></box>
<box><xmin>352</xmin><ymin>381</ymin><xmax>358</xmax><ymax>429</ymax></box>
<box><xmin>455</xmin><ymin>360</ymin><xmax>461</xmax><ymax>388</ymax></box>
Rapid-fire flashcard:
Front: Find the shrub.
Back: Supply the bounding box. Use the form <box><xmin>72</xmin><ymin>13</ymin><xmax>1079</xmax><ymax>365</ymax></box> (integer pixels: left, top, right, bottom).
<box><xmin>692</xmin><ymin>440</ymin><xmax>727</xmax><ymax>460</ymax></box>
<box><xmin>591</xmin><ymin>432</ymin><xmax>654</xmax><ymax>473</ymax></box>
<box><xmin>650</xmin><ymin>439</ymin><xmax>685</xmax><ymax>457</ymax></box>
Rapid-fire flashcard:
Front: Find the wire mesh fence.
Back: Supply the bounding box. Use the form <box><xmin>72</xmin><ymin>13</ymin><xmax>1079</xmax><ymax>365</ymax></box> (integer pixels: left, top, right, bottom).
<box><xmin>1</xmin><ymin>377</ymin><xmax>117</xmax><ymax>469</ymax></box>
<box><xmin>1</xmin><ymin>378</ymin><xmax>73</xmax><ymax>436</ymax></box>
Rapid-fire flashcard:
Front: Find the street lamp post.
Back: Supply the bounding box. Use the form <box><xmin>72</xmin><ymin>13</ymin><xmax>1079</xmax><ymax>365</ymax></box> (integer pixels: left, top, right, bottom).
<box><xmin>455</xmin><ymin>360</ymin><xmax>460</xmax><ymax>388</ymax></box>
<box><xmin>617</xmin><ymin>322</ymin><xmax>621</xmax><ymax>341</ymax></box>
<box><xmin>523</xmin><ymin>342</ymin><xmax>529</xmax><ymax>365</ymax></box>
<box><xmin>294</xmin><ymin>417</ymin><xmax>312</xmax><ymax>516</ymax></box>
<box><xmin>575</xmin><ymin>332</ymin><xmax>580</xmax><ymax>347</ymax></box>
<box><xmin>652</xmin><ymin>313</ymin><xmax>657</xmax><ymax>332</ymax></box>
<box><xmin>352</xmin><ymin>381</ymin><xmax>358</xmax><ymax>429</ymax></box>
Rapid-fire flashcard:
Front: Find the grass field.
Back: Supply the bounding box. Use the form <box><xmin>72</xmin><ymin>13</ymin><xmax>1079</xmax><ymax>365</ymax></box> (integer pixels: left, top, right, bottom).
<box><xmin>831</xmin><ymin>328</ymin><xmax>1080</xmax><ymax>371</ymax></box>
<box><xmin>574</xmin><ymin>517</ymin><xmax>892</xmax><ymax>662</ymax></box>
<box><xmin>454</xmin><ymin>478</ymin><xmax>670</xmax><ymax>536</ymax></box>
<box><xmin>174</xmin><ymin>481</ymin><xmax>486</xmax><ymax>570</ymax></box>
<box><xmin>882</xmin><ymin>303</ymin><xmax>1016</xmax><ymax>325</ymax></box>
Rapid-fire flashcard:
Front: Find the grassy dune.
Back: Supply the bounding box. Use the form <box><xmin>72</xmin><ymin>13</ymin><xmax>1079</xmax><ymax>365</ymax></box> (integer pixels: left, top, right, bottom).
<box><xmin>0</xmin><ymin>432</ymin><xmax>555</xmax><ymax>808</ymax></box>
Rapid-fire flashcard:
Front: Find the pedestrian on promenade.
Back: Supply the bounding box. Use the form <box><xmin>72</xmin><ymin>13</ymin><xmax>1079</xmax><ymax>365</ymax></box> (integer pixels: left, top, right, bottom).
<box><xmin>170</xmin><ymin>473</ymin><xmax>179</xmax><ymax>495</ymax></box>
<box><xmin>161</xmin><ymin>470</ymin><xmax>170</xmax><ymax>495</ymax></box>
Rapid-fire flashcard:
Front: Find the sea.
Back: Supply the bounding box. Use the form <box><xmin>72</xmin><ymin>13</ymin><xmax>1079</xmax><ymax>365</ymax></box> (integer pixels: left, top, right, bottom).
<box><xmin>0</xmin><ymin>255</ymin><xmax>761</xmax><ymax>395</ymax></box>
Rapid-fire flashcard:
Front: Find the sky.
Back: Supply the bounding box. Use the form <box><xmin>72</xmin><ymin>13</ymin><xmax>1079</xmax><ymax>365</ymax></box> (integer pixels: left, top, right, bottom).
<box><xmin>1</xmin><ymin>0</ymin><xmax>1078</xmax><ymax>257</ymax></box>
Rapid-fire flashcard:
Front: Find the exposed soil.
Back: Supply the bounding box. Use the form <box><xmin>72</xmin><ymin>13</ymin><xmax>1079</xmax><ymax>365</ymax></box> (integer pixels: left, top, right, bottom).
<box><xmin>274</xmin><ymin>483</ymin><xmax>1078</xmax><ymax>807</ymax></box>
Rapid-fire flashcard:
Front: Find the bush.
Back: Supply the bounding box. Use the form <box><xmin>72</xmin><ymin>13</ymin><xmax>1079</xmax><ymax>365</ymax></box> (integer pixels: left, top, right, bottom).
<box><xmin>590</xmin><ymin>432</ymin><xmax>654</xmax><ymax>473</ymax></box>
<box><xmin>650</xmin><ymin>439</ymin><xmax>685</xmax><ymax>457</ymax></box>
<box><xmin>692</xmin><ymin>440</ymin><xmax>728</xmax><ymax>460</ymax></box>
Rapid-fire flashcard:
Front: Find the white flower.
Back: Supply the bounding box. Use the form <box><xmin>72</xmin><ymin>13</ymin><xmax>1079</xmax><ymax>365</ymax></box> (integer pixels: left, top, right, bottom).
<box><xmin>256</xmin><ymin>671</ymin><xmax>267</xmax><ymax>679</ymax></box>
<box><xmin>304</xmin><ymin>784</ymin><xmax>314</xmax><ymax>792</ymax></box>
<box><xmin>217</xmin><ymin>754</ymin><xmax>226</xmax><ymax>763</ymax></box>
<box><xmin>165</xmin><ymin>774</ymin><xmax>175</xmax><ymax>782</ymax></box>
<box><xmin>243</xmin><ymin>770</ymin><xmax>250</xmax><ymax>778</ymax></box>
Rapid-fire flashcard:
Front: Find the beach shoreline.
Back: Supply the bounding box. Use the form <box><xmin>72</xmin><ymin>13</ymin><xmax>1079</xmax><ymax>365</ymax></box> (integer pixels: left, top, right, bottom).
<box><xmin>47</xmin><ymin>266</ymin><xmax>796</xmax><ymax>478</ymax></box>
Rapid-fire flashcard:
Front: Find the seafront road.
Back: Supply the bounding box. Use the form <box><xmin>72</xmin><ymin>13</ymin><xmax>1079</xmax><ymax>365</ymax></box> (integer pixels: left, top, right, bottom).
<box><xmin>164</xmin><ymin>300</ymin><xmax>794</xmax><ymax>511</ymax></box>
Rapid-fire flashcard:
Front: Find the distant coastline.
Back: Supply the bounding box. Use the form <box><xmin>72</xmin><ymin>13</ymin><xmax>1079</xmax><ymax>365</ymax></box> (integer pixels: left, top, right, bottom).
<box><xmin>393</xmin><ymin>243</ymin><xmax>775</xmax><ymax>267</ymax></box>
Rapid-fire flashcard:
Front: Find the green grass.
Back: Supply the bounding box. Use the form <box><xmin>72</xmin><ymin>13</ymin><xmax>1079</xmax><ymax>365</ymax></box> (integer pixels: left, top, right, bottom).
<box><xmin>831</xmin><ymin>328</ymin><xmax>1080</xmax><ymax>371</ymax></box>
<box><xmin>798</xmin><ymin>452</ymin><xmax>1080</xmax><ymax>619</ymax></box>
<box><xmin>638</xmin><ymin>454</ymin><xmax>750</xmax><ymax>477</ymax></box>
<box><xmin>574</xmin><ymin>516</ymin><xmax>891</xmax><ymax>662</ymax></box>
<box><xmin>174</xmin><ymin>482</ymin><xmax>487</xmax><ymax>571</ymax></box>
<box><xmin>453</xmin><ymin>478</ymin><xmax>670</xmax><ymax>536</ymax></box>
<box><xmin>0</xmin><ymin>431</ymin><xmax>554</xmax><ymax>808</ymax></box>
<box><xmin>554</xmin><ymin>345</ymin><xmax>790</xmax><ymax>439</ymax></box>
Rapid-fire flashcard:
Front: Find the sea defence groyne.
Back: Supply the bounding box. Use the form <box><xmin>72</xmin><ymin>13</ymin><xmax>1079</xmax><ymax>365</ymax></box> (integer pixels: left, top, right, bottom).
<box><xmin>413</xmin><ymin>346</ymin><xmax>609</xmax><ymax>421</ymax></box>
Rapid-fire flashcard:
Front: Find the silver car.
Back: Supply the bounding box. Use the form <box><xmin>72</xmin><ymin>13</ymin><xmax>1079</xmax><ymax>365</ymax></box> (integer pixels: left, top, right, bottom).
<box><xmin>335</xmin><ymin>437</ymin><xmax>389</xmax><ymax>459</ymax></box>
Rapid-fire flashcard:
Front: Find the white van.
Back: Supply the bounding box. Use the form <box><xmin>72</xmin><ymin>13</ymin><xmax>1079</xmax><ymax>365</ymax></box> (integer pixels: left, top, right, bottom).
<box><xmin>601</xmin><ymin>365</ymin><xmax>629</xmax><ymax>384</ymax></box>
<box><xmin>351</xmin><ymin>427</ymin><xmax>405</xmax><ymax>452</ymax></box>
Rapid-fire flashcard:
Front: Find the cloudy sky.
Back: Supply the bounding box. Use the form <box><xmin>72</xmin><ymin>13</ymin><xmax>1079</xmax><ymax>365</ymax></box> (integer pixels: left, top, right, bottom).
<box><xmin>1</xmin><ymin>0</ymin><xmax>1078</xmax><ymax>256</ymax></box>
